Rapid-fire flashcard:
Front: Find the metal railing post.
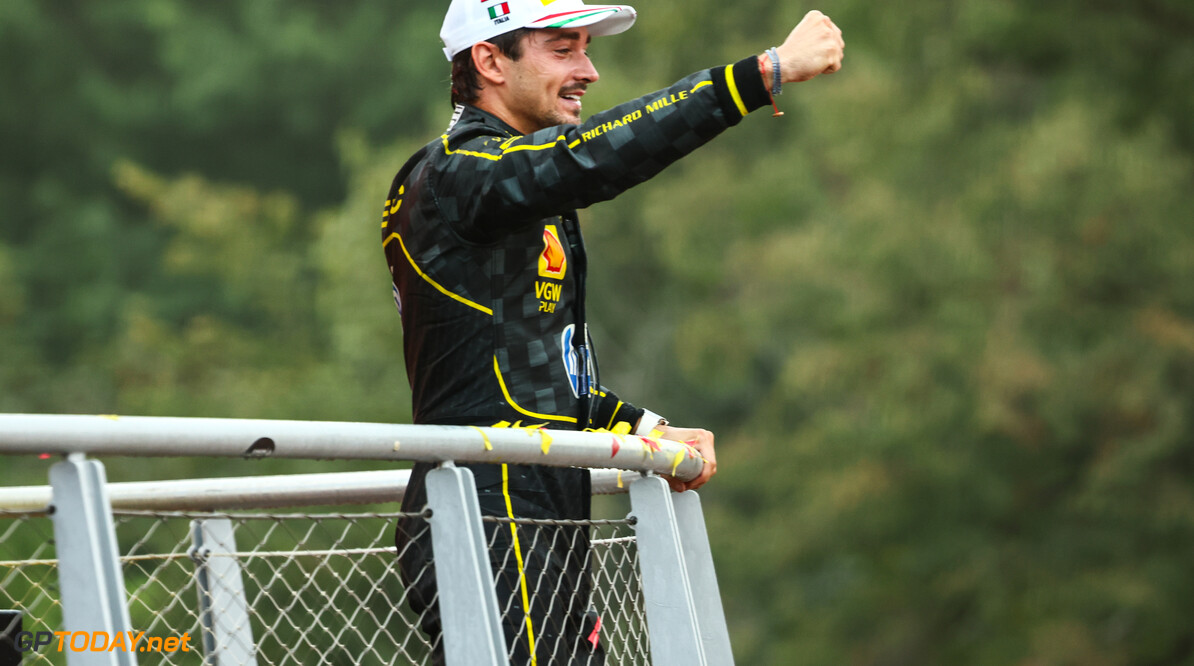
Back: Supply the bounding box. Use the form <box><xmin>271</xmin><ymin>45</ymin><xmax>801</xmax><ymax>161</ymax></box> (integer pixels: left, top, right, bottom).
<box><xmin>49</xmin><ymin>454</ymin><xmax>137</xmax><ymax>666</ymax></box>
<box><xmin>673</xmin><ymin>490</ymin><xmax>735</xmax><ymax>664</ymax></box>
<box><xmin>190</xmin><ymin>518</ymin><xmax>258</xmax><ymax>666</ymax></box>
<box><xmin>629</xmin><ymin>474</ymin><xmax>706</xmax><ymax>665</ymax></box>
<box><xmin>424</xmin><ymin>462</ymin><xmax>505</xmax><ymax>666</ymax></box>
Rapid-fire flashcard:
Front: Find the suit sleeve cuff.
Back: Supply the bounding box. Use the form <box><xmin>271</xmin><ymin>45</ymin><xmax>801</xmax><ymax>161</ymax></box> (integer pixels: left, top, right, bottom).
<box><xmin>711</xmin><ymin>55</ymin><xmax>771</xmax><ymax>124</ymax></box>
<box><xmin>634</xmin><ymin>409</ymin><xmax>668</xmax><ymax>436</ymax></box>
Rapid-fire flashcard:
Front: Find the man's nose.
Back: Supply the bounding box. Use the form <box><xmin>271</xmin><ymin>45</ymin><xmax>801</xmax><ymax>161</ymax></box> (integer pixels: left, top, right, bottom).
<box><xmin>576</xmin><ymin>54</ymin><xmax>599</xmax><ymax>84</ymax></box>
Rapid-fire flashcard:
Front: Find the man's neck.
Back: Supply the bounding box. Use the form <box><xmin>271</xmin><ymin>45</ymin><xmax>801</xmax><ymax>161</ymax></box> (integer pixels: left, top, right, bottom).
<box><xmin>473</xmin><ymin>96</ymin><xmax>535</xmax><ymax>135</ymax></box>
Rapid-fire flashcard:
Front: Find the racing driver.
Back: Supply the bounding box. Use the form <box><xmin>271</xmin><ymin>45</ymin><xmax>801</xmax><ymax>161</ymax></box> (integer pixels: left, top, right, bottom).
<box><xmin>384</xmin><ymin>0</ymin><xmax>844</xmax><ymax>663</ymax></box>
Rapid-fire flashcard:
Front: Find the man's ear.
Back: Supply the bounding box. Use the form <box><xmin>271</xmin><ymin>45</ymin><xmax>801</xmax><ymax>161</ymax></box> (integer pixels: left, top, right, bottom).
<box><xmin>472</xmin><ymin>42</ymin><xmax>506</xmax><ymax>87</ymax></box>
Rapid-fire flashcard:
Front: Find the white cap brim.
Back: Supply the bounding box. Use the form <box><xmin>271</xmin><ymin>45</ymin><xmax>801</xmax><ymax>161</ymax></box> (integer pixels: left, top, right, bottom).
<box><xmin>525</xmin><ymin>5</ymin><xmax>636</xmax><ymax>37</ymax></box>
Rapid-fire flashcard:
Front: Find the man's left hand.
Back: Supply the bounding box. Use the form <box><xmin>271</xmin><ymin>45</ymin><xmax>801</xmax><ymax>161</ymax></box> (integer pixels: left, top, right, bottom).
<box><xmin>655</xmin><ymin>425</ymin><xmax>717</xmax><ymax>493</ymax></box>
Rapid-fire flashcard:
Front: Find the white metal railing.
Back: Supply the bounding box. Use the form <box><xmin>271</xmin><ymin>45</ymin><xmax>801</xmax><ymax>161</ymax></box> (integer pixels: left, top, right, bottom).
<box><xmin>0</xmin><ymin>415</ymin><xmax>705</xmax><ymax>479</ymax></box>
<box><xmin>0</xmin><ymin>414</ymin><xmax>732</xmax><ymax>666</ymax></box>
<box><xmin>0</xmin><ymin>469</ymin><xmax>632</xmax><ymax>512</ymax></box>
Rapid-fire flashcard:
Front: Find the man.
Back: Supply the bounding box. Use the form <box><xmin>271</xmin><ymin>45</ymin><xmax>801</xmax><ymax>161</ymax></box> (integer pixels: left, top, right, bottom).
<box><xmin>384</xmin><ymin>1</ymin><xmax>843</xmax><ymax>663</ymax></box>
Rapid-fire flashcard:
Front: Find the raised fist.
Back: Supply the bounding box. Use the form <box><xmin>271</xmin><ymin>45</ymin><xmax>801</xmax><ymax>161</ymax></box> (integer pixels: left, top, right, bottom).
<box><xmin>775</xmin><ymin>10</ymin><xmax>845</xmax><ymax>83</ymax></box>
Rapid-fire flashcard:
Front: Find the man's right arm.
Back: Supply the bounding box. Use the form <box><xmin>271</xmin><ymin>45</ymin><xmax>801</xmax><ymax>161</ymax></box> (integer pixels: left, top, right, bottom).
<box><xmin>437</xmin><ymin>9</ymin><xmax>844</xmax><ymax>242</ymax></box>
<box><xmin>434</xmin><ymin>56</ymin><xmax>771</xmax><ymax>242</ymax></box>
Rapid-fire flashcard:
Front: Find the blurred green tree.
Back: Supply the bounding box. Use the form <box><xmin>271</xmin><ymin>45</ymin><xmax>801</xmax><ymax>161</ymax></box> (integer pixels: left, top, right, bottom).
<box><xmin>593</xmin><ymin>2</ymin><xmax>1194</xmax><ymax>664</ymax></box>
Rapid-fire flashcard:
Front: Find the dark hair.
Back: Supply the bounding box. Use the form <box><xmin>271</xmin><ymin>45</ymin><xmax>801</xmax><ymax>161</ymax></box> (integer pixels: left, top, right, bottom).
<box><xmin>450</xmin><ymin>28</ymin><xmax>531</xmax><ymax>107</ymax></box>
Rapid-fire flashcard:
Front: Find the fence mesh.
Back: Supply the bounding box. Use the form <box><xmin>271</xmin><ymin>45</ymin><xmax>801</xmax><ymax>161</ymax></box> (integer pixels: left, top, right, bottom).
<box><xmin>0</xmin><ymin>508</ymin><xmax>59</xmax><ymax>665</ymax></box>
<box><xmin>118</xmin><ymin>509</ymin><xmax>439</xmax><ymax>666</ymax></box>
<box><xmin>481</xmin><ymin>516</ymin><xmax>649</xmax><ymax>666</ymax></box>
<box><xmin>1</xmin><ymin>505</ymin><xmax>648</xmax><ymax>665</ymax></box>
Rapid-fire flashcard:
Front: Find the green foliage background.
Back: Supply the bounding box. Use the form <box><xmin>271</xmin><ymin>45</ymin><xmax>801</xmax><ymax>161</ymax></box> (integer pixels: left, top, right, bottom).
<box><xmin>2</xmin><ymin>1</ymin><xmax>1193</xmax><ymax>663</ymax></box>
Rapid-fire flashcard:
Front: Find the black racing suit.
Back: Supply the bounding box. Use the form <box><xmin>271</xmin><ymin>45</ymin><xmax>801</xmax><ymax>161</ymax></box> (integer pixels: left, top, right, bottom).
<box><xmin>384</xmin><ymin>55</ymin><xmax>769</xmax><ymax>665</ymax></box>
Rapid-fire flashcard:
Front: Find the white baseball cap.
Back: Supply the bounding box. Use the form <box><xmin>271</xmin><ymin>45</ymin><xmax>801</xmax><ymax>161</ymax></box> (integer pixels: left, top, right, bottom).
<box><xmin>440</xmin><ymin>0</ymin><xmax>637</xmax><ymax>60</ymax></box>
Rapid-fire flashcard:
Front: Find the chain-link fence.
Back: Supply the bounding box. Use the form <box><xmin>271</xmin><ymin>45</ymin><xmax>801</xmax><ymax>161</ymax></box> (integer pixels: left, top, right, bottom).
<box><xmin>1</xmin><ymin>504</ymin><xmax>647</xmax><ymax>665</ymax></box>
<box><xmin>1</xmin><ymin>508</ymin><xmax>60</xmax><ymax>665</ymax></box>
<box><xmin>119</xmin><ymin>509</ymin><xmax>438</xmax><ymax>666</ymax></box>
<box><xmin>480</xmin><ymin>516</ymin><xmax>648</xmax><ymax>665</ymax></box>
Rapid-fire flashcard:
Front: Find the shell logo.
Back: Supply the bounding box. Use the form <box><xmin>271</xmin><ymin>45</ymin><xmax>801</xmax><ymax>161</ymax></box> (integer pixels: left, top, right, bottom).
<box><xmin>538</xmin><ymin>224</ymin><xmax>567</xmax><ymax>279</ymax></box>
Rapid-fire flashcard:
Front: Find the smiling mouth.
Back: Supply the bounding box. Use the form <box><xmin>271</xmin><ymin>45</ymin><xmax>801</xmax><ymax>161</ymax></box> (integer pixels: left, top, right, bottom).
<box><xmin>560</xmin><ymin>89</ymin><xmax>585</xmax><ymax>112</ymax></box>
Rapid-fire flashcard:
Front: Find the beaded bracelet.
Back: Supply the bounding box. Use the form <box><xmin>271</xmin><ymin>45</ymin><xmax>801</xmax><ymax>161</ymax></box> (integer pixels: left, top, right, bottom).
<box><xmin>758</xmin><ymin>52</ymin><xmax>784</xmax><ymax>117</ymax></box>
<box><xmin>767</xmin><ymin>47</ymin><xmax>782</xmax><ymax>96</ymax></box>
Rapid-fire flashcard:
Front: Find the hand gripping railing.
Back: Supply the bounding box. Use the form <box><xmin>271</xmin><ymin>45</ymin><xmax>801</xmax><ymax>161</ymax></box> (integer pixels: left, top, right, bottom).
<box><xmin>0</xmin><ymin>414</ymin><xmax>734</xmax><ymax>666</ymax></box>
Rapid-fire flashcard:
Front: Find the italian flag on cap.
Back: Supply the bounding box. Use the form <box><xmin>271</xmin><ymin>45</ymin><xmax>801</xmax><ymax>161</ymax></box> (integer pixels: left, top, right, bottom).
<box><xmin>488</xmin><ymin>2</ymin><xmax>511</xmax><ymax>20</ymax></box>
